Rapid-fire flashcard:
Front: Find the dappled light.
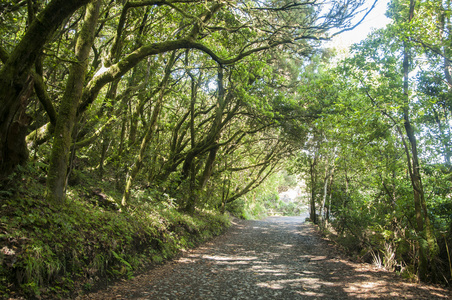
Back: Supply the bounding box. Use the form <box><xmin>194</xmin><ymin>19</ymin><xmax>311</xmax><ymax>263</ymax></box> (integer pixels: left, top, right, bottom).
<box><xmin>79</xmin><ymin>217</ymin><xmax>451</xmax><ymax>299</ymax></box>
<box><xmin>2</xmin><ymin>0</ymin><xmax>452</xmax><ymax>297</ymax></box>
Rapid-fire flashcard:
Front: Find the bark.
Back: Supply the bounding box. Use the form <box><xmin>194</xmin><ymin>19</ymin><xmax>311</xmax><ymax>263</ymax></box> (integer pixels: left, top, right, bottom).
<box><xmin>186</xmin><ymin>158</ymin><xmax>197</xmax><ymax>214</ymax></box>
<box><xmin>121</xmin><ymin>51</ymin><xmax>177</xmax><ymax>206</ymax></box>
<box><xmin>46</xmin><ymin>0</ymin><xmax>101</xmax><ymax>204</ymax></box>
<box><xmin>326</xmin><ymin>172</ymin><xmax>334</xmax><ymax>222</ymax></box>
<box><xmin>309</xmin><ymin>156</ymin><xmax>318</xmax><ymax>224</ymax></box>
<box><xmin>321</xmin><ymin>157</ymin><xmax>335</xmax><ymax>223</ymax></box>
<box><xmin>443</xmin><ymin>0</ymin><xmax>452</xmax><ymax>88</ymax></box>
<box><xmin>154</xmin><ymin>111</ymin><xmax>190</xmax><ymax>184</ymax></box>
<box><xmin>441</xmin><ymin>0</ymin><xmax>452</xmax><ymax>167</ymax></box>
<box><xmin>220</xmin><ymin>176</ymin><xmax>230</xmax><ymax>214</ymax></box>
<box><xmin>32</xmin><ymin>70</ymin><xmax>57</xmax><ymax>126</ymax></box>
<box><xmin>26</xmin><ymin>122</ymin><xmax>53</xmax><ymax>149</ymax></box>
<box><xmin>103</xmin><ymin>9</ymin><xmax>152</xmax><ymax>180</ymax></box>
<box><xmin>184</xmin><ymin>67</ymin><xmax>201</xmax><ymax>213</ymax></box>
<box><xmin>97</xmin><ymin>80</ymin><xmax>120</xmax><ymax>179</ymax></box>
<box><xmin>225</xmin><ymin>154</ymin><xmax>281</xmax><ymax>205</ymax></box>
<box><xmin>321</xmin><ymin>164</ymin><xmax>328</xmax><ymax>221</ymax></box>
<box><xmin>181</xmin><ymin>67</ymin><xmax>226</xmax><ymax>181</ymax></box>
<box><xmin>179</xmin><ymin>67</ymin><xmax>240</xmax><ymax>212</ymax></box>
<box><xmin>0</xmin><ymin>0</ymin><xmax>91</xmax><ymax>177</ymax></box>
<box><xmin>200</xmin><ymin>146</ymin><xmax>219</xmax><ymax>189</ymax></box>
<box><xmin>78</xmin><ymin>3</ymin><xmax>223</xmax><ymax>114</ymax></box>
<box><xmin>72</xmin><ymin>117</ymin><xmax>115</xmax><ymax>150</ymax></box>
<box><xmin>1</xmin><ymin>75</ymin><xmax>34</xmax><ymax>175</ymax></box>
<box><xmin>402</xmin><ymin>0</ymin><xmax>437</xmax><ymax>280</ymax></box>
<box><xmin>431</xmin><ymin>107</ymin><xmax>451</xmax><ymax>166</ymax></box>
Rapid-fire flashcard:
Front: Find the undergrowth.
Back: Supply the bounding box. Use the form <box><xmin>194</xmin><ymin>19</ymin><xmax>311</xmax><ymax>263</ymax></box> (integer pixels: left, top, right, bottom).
<box><xmin>238</xmin><ymin>171</ymin><xmax>305</xmax><ymax>219</ymax></box>
<box><xmin>0</xmin><ymin>165</ymin><xmax>230</xmax><ymax>299</ymax></box>
<box><xmin>315</xmin><ymin>217</ymin><xmax>452</xmax><ymax>284</ymax></box>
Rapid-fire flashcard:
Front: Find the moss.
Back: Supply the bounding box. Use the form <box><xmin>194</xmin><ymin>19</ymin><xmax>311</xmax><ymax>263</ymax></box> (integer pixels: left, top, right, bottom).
<box><xmin>0</xmin><ymin>165</ymin><xmax>230</xmax><ymax>299</ymax></box>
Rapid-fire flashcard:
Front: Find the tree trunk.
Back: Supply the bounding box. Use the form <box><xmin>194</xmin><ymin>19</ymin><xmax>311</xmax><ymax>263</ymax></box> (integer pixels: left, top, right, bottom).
<box><xmin>46</xmin><ymin>0</ymin><xmax>101</xmax><ymax>204</ymax></box>
<box><xmin>179</xmin><ymin>67</ymin><xmax>226</xmax><ymax>211</ymax></box>
<box><xmin>322</xmin><ymin>162</ymin><xmax>335</xmax><ymax>223</ymax></box>
<box><xmin>0</xmin><ymin>75</ymin><xmax>34</xmax><ymax>177</ymax></box>
<box><xmin>200</xmin><ymin>146</ymin><xmax>219</xmax><ymax>189</ymax></box>
<box><xmin>402</xmin><ymin>0</ymin><xmax>437</xmax><ymax>280</ymax></box>
<box><xmin>97</xmin><ymin>80</ymin><xmax>119</xmax><ymax>179</ymax></box>
<box><xmin>184</xmin><ymin>69</ymin><xmax>201</xmax><ymax>213</ymax></box>
<box><xmin>121</xmin><ymin>51</ymin><xmax>176</xmax><ymax>206</ymax></box>
<box><xmin>186</xmin><ymin>159</ymin><xmax>197</xmax><ymax>214</ymax></box>
<box><xmin>309</xmin><ymin>157</ymin><xmax>317</xmax><ymax>224</ymax></box>
<box><xmin>441</xmin><ymin>0</ymin><xmax>452</xmax><ymax>167</ymax></box>
<box><xmin>0</xmin><ymin>0</ymin><xmax>91</xmax><ymax>178</ymax></box>
<box><xmin>121</xmin><ymin>96</ymin><xmax>163</xmax><ymax>206</ymax></box>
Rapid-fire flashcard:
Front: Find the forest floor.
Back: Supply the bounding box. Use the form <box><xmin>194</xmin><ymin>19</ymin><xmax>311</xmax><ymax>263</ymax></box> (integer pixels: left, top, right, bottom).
<box><xmin>75</xmin><ymin>216</ymin><xmax>452</xmax><ymax>299</ymax></box>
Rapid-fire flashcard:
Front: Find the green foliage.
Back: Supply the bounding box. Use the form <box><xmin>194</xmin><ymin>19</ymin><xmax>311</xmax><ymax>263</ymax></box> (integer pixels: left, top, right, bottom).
<box><xmin>240</xmin><ymin>171</ymin><xmax>306</xmax><ymax>219</ymax></box>
<box><xmin>4</xmin><ymin>0</ymin><xmax>451</xmax><ymax>294</ymax></box>
<box><xmin>283</xmin><ymin>0</ymin><xmax>452</xmax><ymax>283</ymax></box>
<box><xmin>0</xmin><ymin>164</ymin><xmax>230</xmax><ymax>298</ymax></box>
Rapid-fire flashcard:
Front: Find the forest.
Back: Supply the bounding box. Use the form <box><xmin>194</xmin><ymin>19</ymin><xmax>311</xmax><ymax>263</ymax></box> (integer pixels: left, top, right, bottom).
<box><xmin>0</xmin><ymin>0</ymin><xmax>451</xmax><ymax>298</ymax></box>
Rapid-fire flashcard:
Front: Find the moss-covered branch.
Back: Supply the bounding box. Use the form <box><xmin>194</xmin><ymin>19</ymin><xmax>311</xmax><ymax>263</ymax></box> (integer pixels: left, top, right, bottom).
<box><xmin>0</xmin><ymin>0</ymin><xmax>92</xmax><ymax>176</ymax></box>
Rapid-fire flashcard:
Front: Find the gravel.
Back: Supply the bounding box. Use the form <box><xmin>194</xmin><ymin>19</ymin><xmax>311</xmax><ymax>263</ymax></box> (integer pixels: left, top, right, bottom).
<box><xmin>79</xmin><ymin>216</ymin><xmax>452</xmax><ymax>299</ymax></box>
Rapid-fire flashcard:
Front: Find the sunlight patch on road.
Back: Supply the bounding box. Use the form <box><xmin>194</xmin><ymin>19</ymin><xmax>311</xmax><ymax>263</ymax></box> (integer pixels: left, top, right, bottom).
<box><xmin>296</xmin><ymin>290</ymin><xmax>327</xmax><ymax>297</ymax></box>
<box><xmin>257</xmin><ymin>276</ymin><xmax>325</xmax><ymax>291</ymax></box>
<box><xmin>344</xmin><ymin>280</ymin><xmax>394</xmax><ymax>298</ymax></box>
<box><xmin>275</xmin><ymin>243</ymin><xmax>293</xmax><ymax>249</ymax></box>
<box><xmin>202</xmin><ymin>255</ymin><xmax>258</xmax><ymax>262</ymax></box>
<box><xmin>310</xmin><ymin>255</ymin><xmax>328</xmax><ymax>261</ymax></box>
<box><xmin>250</xmin><ymin>268</ymin><xmax>287</xmax><ymax>276</ymax></box>
<box><xmin>256</xmin><ymin>282</ymin><xmax>285</xmax><ymax>289</ymax></box>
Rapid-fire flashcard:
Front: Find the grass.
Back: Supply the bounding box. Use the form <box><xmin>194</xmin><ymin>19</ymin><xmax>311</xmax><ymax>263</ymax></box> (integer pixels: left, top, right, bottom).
<box><xmin>0</xmin><ymin>165</ymin><xmax>230</xmax><ymax>299</ymax></box>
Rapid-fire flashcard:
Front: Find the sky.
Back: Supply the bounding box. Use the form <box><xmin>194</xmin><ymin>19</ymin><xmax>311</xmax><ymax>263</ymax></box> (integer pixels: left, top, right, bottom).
<box><xmin>331</xmin><ymin>0</ymin><xmax>391</xmax><ymax>48</ymax></box>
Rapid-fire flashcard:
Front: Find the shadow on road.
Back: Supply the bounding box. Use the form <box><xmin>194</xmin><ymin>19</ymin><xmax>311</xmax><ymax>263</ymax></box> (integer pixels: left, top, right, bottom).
<box><xmin>79</xmin><ymin>216</ymin><xmax>452</xmax><ymax>299</ymax></box>
<box><xmin>161</xmin><ymin>216</ymin><xmax>451</xmax><ymax>299</ymax></box>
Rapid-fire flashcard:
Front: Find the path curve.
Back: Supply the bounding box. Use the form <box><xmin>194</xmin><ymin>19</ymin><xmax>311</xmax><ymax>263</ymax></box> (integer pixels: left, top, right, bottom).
<box><xmin>79</xmin><ymin>217</ymin><xmax>451</xmax><ymax>299</ymax></box>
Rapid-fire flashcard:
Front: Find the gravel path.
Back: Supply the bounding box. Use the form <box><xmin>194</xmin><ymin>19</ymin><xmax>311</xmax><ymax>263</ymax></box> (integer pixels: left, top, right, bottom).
<box><xmin>79</xmin><ymin>216</ymin><xmax>452</xmax><ymax>299</ymax></box>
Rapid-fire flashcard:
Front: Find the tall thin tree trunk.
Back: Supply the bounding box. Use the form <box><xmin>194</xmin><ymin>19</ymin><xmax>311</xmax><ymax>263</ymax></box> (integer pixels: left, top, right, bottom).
<box><xmin>402</xmin><ymin>0</ymin><xmax>437</xmax><ymax>280</ymax></box>
<box><xmin>98</xmin><ymin>81</ymin><xmax>118</xmax><ymax>179</ymax></box>
<box><xmin>46</xmin><ymin>0</ymin><xmax>101</xmax><ymax>204</ymax></box>
<box><xmin>322</xmin><ymin>162</ymin><xmax>335</xmax><ymax>223</ymax></box>
<box><xmin>121</xmin><ymin>51</ymin><xmax>176</xmax><ymax>206</ymax></box>
<box><xmin>441</xmin><ymin>0</ymin><xmax>452</xmax><ymax>167</ymax></box>
<box><xmin>309</xmin><ymin>155</ymin><xmax>318</xmax><ymax>224</ymax></box>
<box><xmin>321</xmin><ymin>161</ymin><xmax>329</xmax><ymax>223</ymax></box>
<box><xmin>185</xmin><ymin>68</ymin><xmax>199</xmax><ymax>213</ymax></box>
<box><xmin>181</xmin><ymin>67</ymin><xmax>226</xmax><ymax>212</ymax></box>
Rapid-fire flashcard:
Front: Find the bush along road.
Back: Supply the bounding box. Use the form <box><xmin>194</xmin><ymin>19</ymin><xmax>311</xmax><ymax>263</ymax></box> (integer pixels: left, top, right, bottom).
<box><xmin>77</xmin><ymin>216</ymin><xmax>452</xmax><ymax>299</ymax></box>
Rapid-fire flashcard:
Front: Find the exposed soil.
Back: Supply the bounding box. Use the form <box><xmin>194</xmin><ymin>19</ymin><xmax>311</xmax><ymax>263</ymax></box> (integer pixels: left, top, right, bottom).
<box><xmin>76</xmin><ymin>216</ymin><xmax>452</xmax><ymax>299</ymax></box>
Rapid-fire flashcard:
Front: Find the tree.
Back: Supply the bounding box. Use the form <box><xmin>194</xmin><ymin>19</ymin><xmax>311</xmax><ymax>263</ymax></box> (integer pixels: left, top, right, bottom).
<box><xmin>46</xmin><ymin>0</ymin><xmax>102</xmax><ymax>204</ymax></box>
<box><xmin>0</xmin><ymin>0</ymin><xmax>373</xmax><ymax>182</ymax></box>
<box><xmin>0</xmin><ymin>0</ymin><xmax>92</xmax><ymax>177</ymax></box>
<box><xmin>323</xmin><ymin>0</ymin><xmax>443</xmax><ymax>278</ymax></box>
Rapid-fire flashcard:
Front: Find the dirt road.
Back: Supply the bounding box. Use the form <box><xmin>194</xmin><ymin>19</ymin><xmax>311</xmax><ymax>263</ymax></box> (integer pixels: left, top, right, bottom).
<box><xmin>78</xmin><ymin>216</ymin><xmax>451</xmax><ymax>299</ymax></box>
